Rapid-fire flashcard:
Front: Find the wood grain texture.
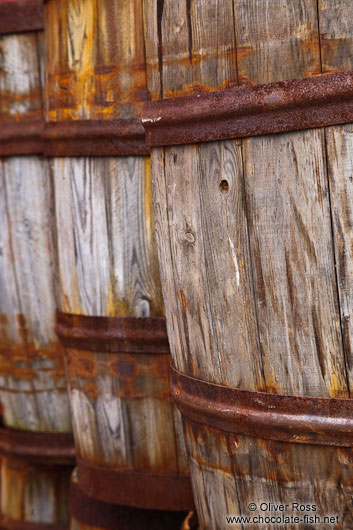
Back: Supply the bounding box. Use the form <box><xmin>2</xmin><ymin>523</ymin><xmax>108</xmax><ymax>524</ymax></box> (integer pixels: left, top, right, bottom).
<box><xmin>325</xmin><ymin>125</ymin><xmax>353</xmax><ymax>392</ymax></box>
<box><xmin>319</xmin><ymin>1</ymin><xmax>353</xmax><ymax>392</ymax></box>
<box><xmin>1</xmin><ymin>455</ymin><xmax>71</xmax><ymax>525</ymax></box>
<box><xmin>319</xmin><ymin>0</ymin><xmax>353</xmax><ymax>73</ymax></box>
<box><xmin>0</xmin><ymin>32</ymin><xmax>43</xmax><ymax>123</ymax></box>
<box><xmin>51</xmin><ymin>156</ymin><xmax>163</xmax><ymax>318</ymax></box>
<box><xmin>143</xmin><ymin>0</ymin><xmax>237</xmax><ymax>101</ymax></box>
<box><xmin>0</xmin><ymin>157</ymin><xmax>71</xmax><ymax>432</ymax></box>
<box><xmin>45</xmin><ymin>0</ymin><xmax>147</xmax><ymax>121</ymax></box>
<box><xmin>243</xmin><ymin>128</ymin><xmax>347</xmax><ymax>398</ymax></box>
<box><xmin>234</xmin><ymin>0</ymin><xmax>321</xmax><ymax>85</ymax></box>
<box><xmin>151</xmin><ymin>141</ymin><xmax>263</xmax><ymax>389</ymax></box>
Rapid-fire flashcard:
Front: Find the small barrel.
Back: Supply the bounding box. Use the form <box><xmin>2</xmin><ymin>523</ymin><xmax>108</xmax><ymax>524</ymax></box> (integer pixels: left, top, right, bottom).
<box><xmin>0</xmin><ymin>2</ymin><xmax>73</xmax><ymax>528</ymax></box>
<box><xmin>142</xmin><ymin>1</ymin><xmax>353</xmax><ymax>529</ymax></box>
<box><xmin>44</xmin><ymin>0</ymin><xmax>193</xmax><ymax>520</ymax></box>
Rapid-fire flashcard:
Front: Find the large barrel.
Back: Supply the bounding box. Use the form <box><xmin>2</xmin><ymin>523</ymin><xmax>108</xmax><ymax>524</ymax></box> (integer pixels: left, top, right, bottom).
<box><xmin>44</xmin><ymin>0</ymin><xmax>193</xmax><ymax>524</ymax></box>
<box><xmin>0</xmin><ymin>1</ymin><xmax>74</xmax><ymax>528</ymax></box>
<box><xmin>143</xmin><ymin>1</ymin><xmax>353</xmax><ymax>529</ymax></box>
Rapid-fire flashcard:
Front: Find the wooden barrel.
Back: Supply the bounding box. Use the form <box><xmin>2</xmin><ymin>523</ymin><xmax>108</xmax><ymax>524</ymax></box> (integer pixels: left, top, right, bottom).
<box><xmin>0</xmin><ymin>2</ymin><xmax>74</xmax><ymax>528</ymax></box>
<box><xmin>142</xmin><ymin>1</ymin><xmax>353</xmax><ymax>529</ymax></box>
<box><xmin>44</xmin><ymin>0</ymin><xmax>193</xmax><ymax>520</ymax></box>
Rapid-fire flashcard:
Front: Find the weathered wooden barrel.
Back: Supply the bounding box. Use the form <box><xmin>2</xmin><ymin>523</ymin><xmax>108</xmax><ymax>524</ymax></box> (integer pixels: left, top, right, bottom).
<box><xmin>44</xmin><ymin>0</ymin><xmax>193</xmax><ymax>523</ymax></box>
<box><xmin>143</xmin><ymin>1</ymin><xmax>353</xmax><ymax>529</ymax></box>
<box><xmin>0</xmin><ymin>1</ymin><xmax>74</xmax><ymax>528</ymax></box>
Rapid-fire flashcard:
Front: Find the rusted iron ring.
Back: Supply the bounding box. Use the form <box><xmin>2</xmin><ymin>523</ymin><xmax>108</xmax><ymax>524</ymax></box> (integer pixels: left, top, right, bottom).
<box><xmin>170</xmin><ymin>365</ymin><xmax>353</xmax><ymax>447</ymax></box>
<box><xmin>0</xmin><ymin>518</ymin><xmax>67</xmax><ymax>530</ymax></box>
<box><xmin>76</xmin><ymin>457</ymin><xmax>194</xmax><ymax>511</ymax></box>
<box><xmin>0</xmin><ymin>423</ymin><xmax>75</xmax><ymax>464</ymax></box>
<box><xmin>0</xmin><ymin>0</ymin><xmax>43</xmax><ymax>35</ymax></box>
<box><xmin>143</xmin><ymin>71</ymin><xmax>353</xmax><ymax>146</ymax></box>
<box><xmin>0</xmin><ymin>120</ymin><xmax>44</xmax><ymax>156</ymax></box>
<box><xmin>43</xmin><ymin>119</ymin><xmax>150</xmax><ymax>157</ymax></box>
<box><xmin>70</xmin><ymin>473</ymin><xmax>189</xmax><ymax>529</ymax></box>
<box><xmin>56</xmin><ymin>312</ymin><xmax>170</xmax><ymax>354</ymax></box>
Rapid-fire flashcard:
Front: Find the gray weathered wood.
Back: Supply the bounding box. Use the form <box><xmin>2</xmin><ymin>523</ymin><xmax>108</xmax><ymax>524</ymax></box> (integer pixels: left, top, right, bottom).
<box><xmin>0</xmin><ymin>157</ymin><xmax>71</xmax><ymax>432</ymax></box>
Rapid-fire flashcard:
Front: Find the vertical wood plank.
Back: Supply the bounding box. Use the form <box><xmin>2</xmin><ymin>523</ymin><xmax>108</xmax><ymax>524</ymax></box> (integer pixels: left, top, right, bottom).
<box><xmin>319</xmin><ymin>0</ymin><xmax>353</xmax><ymax>391</ymax></box>
<box><xmin>243</xmin><ymin>129</ymin><xmax>347</xmax><ymax>397</ymax></box>
<box><xmin>319</xmin><ymin>0</ymin><xmax>353</xmax><ymax>73</ymax></box>
<box><xmin>143</xmin><ymin>0</ymin><xmax>237</xmax><ymax>101</ymax></box>
<box><xmin>45</xmin><ymin>0</ymin><xmax>147</xmax><ymax>121</ymax></box>
<box><xmin>0</xmin><ymin>33</ymin><xmax>43</xmax><ymax>123</ymax></box>
<box><xmin>325</xmin><ymin>124</ymin><xmax>353</xmax><ymax>389</ymax></box>
<box><xmin>234</xmin><ymin>0</ymin><xmax>321</xmax><ymax>85</ymax></box>
<box><xmin>51</xmin><ymin>156</ymin><xmax>163</xmax><ymax>318</ymax></box>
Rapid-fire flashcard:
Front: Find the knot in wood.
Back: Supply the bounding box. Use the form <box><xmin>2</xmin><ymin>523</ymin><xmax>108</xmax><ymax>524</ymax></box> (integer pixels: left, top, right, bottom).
<box><xmin>183</xmin><ymin>231</ymin><xmax>196</xmax><ymax>244</ymax></box>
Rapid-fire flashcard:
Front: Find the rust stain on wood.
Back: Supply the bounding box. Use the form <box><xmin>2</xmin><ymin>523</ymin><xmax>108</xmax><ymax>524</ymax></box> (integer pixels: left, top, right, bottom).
<box><xmin>45</xmin><ymin>0</ymin><xmax>147</xmax><ymax>121</ymax></box>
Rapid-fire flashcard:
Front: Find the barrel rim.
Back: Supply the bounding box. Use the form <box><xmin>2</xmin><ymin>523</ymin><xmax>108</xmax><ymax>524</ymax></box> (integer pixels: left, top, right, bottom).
<box><xmin>0</xmin><ymin>0</ymin><xmax>43</xmax><ymax>35</ymax></box>
<box><xmin>70</xmin><ymin>473</ymin><xmax>190</xmax><ymax>529</ymax></box>
<box><xmin>43</xmin><ymin>119</ymin><xmax>150</xmax><ymax>156</ymax></box>
<box><xmin>0</xmin><ymin>119</ymin><xmax>44</xmax><ymax>156</ymax></box>
<box><xmin>143</xmin><ymin>70</ymin><xmax>353</xmax><ymax>147</ymax></box>
<box><xmin>0</xmin><ymin>517</ymin><xmax>67</xmax><ymax>530</ymax></box>
<box><xmin>170</xmin><ymin>364</ymin><xmax>353</xmax><ymax>447</ymax></box>
<box><xmin>76</xmin><ymin>457</ymin><xmax>194</xmax><ymax>511</ymax></box>
<box><xmin>0</xmin><ymin>423</ymin><xmax>75</xmax><ymax>464</ymax></box>
<box><xmin>56</xmin><ymin>311</ymin><xmax>170</xmax><ymax>354</ymax></box>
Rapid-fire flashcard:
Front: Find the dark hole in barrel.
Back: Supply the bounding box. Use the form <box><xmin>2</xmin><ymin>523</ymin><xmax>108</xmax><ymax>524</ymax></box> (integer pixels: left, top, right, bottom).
<box><xmin>219</xmin><ymin>180</ymin><xmax>229</xmax><ymax>193</ymax></box>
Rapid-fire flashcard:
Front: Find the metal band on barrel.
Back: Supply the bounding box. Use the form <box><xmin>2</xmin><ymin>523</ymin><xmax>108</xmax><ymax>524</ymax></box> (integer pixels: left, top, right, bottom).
<box><xmin>0</xmin><ymin>518</ymin><xmax>67</xmax><ymax>530</ymax></box>
<box><xmin>76</xmin><ymin>457</ymin><xmax>194</xmax><ymax>511</ymax></box>
<box><xmin>56</xmin><ymin>312</ymin><xmax>170</xmax><ymax>354</ymax></box>
<box><xmin>43</xmin><ymin>119</ymin><xmax>150</xmax><ymax>156</ymax></box>
<box><xmin>143</xmin><ymin>71</ymin><xmax>353</xmax><ymax>146</ymax></box>
<box><xmin>0</xmin><ymin>119</ymin><xmax>148</xmax><ymax>157</ymax></box>
<box><xmin>0</xmin><ymin>424</ymin><xmax>75</xmax><ymax>464</ymax></box>
<box><xmin>170</xmin><ymin>364</ymin><xmax>353</xmax><ymax>447</ymax></box>
<box><xmin>0</xmin><ymin>0</ymin><xmax>43</xmax><ymax>35</ymax></box>
<box><xmin>70</xmin><ymin>475</ymin><xmax>190</xmax><ymax>529</ymax></box>
<box><xmin>0</xmin><ymin>120</ymin><xmax>44</xmax><ymax>156</ymax></box>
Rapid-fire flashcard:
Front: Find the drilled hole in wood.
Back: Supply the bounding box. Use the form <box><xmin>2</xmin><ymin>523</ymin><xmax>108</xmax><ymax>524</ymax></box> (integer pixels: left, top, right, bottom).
<box><xmin>219</xmin><ymin>180</ymin><xmax>229</xmax><ymax>193</ymax></box>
